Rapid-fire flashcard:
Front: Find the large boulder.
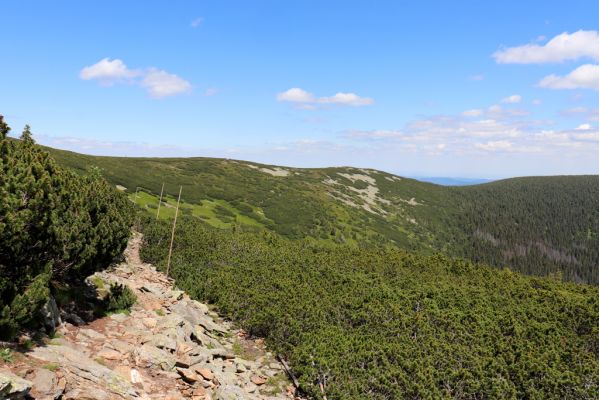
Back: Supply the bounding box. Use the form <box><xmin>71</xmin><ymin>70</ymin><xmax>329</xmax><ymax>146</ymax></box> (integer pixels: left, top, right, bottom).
<box><xmin>40</xmin><ymin>296</ymin><xmax>62</xmax><ymax>332</ymax></box>
<box><xmin>0</xmin><ymin>370</ymin><xmax>32</xmax><ymax>399</ymax></box>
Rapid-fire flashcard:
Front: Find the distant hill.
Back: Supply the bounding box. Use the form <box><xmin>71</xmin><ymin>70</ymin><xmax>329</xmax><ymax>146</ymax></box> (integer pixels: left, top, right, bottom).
<box><xmin>46</xmin><ymin>145</ymin><xmax>599</xmax><ymax>284</ymax></box>
<box><xmin>413</xmin><ymin>176</ymin><xmax>494</xmax><ymax>186</ymax></box>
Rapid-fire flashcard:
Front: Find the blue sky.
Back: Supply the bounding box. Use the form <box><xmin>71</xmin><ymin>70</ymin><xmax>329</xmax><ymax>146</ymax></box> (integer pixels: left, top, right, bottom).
<box><xmin>2</xmin><ymin>1</ymin><xmax>599</xmax><ymax>178</ymax></box>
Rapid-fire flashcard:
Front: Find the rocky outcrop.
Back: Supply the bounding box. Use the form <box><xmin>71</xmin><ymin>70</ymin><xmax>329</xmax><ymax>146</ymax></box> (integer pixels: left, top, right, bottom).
<box><xmin>40</xmin><ymin>297</ymin><xmax>62</xmax><ymax>333</ymax></box>
<box><xmin>0</xmin><ymin>370</ymin><xmax>32</xmax><ymax>399</ymax></box>
<box><xmin>0</xmin><ymin>233</ymin><xmax>296</xmax><ymax>400</ymax></box>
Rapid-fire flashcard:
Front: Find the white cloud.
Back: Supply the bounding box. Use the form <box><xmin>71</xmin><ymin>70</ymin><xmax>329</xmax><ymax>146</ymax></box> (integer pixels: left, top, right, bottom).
<box><xmin>342</xmin><ymin>97</ymin><xmax>599</xmax><ymax>157</ymax></box>
<box><xmin>191</xmin><ymin>17</ymin><xmax>204</xmax><ymax>28</ymax></box>
<box><xmin>494</xmin><ymin>30</ymin><xmax>599</xmax><ymax>64</ymax></box>
<box><xmin>318</xmin><ymin>92</ymin><xmax>374</xmax><ymax>106</ymax></box>
<box><xmin>462</xmin><ymin>109</ymin><xmax>483</xmax><ymax>117</ymax></box>
<box><xmin>469</xmin><ymin>74</ymin><xmax>484</xmax><ymax>81</ymax></box>
<box><xmin>277</xmin><ymin>87</ymin><xmax>373</xmax><ymax>108</ymax></box>
<box><xmin>142</xmin><ymin>69</ymin><xmax>192</xmax><ymax>98</ymax></box>
<box><xmin>538</xmin><ymin>64</ymin><xmax>599</xmax><ymax>90</ymax></box>
<box><xmin>575</xmin><ymin>123</ymin><xmax>592</xmax><ymax>130</ymax></box>
<box><xmin>277</xmin><ymin>88</ymin><xmax>315</xmax><ymax>103</ymax></box>
<box><xmin>79</xmin><ymin>58</ymin><xmax>140</xmax><ymax>84</ymax></box>
<box><xmin>80</xmin><ymin>58</ymin><xmax>192</xmax><ymax>98</ymax></box>
<box><xmin>501</xmin><ymin>94</ymin><xmax>522</xmax><ymax>104</ymax></box>
<box><xmin>532</xmin><ymin>99</ymin><xmax>542</xmax><ymax>105</ymax></box>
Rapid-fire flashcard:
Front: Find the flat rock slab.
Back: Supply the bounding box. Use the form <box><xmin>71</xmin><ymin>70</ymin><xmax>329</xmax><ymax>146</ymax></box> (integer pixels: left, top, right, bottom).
<box><xmin>30</xmin><ymin>344</ymin><xmax>136</xmax><ymax>398</ymax></box>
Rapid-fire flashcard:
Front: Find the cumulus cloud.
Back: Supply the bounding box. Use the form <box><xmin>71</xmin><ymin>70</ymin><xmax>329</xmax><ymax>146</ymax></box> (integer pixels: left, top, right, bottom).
<box><xmin>142</xmin><ymin>68</ymin><xmax>192</xmax><ymax>98</ymax></box>
<box><xmin>502</xmin><ymin>94</ymin><xmax>522</xmax><ymax>104</ymax></box>
<box><xmin>318</xmin><ymin>92</ymin><xmax>374</xmax><ymax>106</ymax></box>
<box><xmin>494</xmin><ymin>30</ymin><xmax>599</xmax><ymax>64</ymax></box>
<box><xmin>277</xmin><ymin>88</ymin><xmax>315</xmax><ymax>103</ymax></box>
<box><xmin>79</xmin><ymin>58</ymin><xmax>140</xmax><ymax>84</ymax></box>
<box><xmin>80</xmin><ymin>58</ymin><xmax>192</xmax><ymax>98</ymax></box>
<box><xmin>277</xmin><ymin>87</ymin><xmax>373</xmax><ymax>108</ymax></box>
<box><xmin>538</xmin><ymin>64</ymin><xmax>599</xmax><ymax>90</ymax></box>
<box><xmin>575</xmin><ymin>123</ymin><xmax>592</xmax><ymax>130</ymax></box>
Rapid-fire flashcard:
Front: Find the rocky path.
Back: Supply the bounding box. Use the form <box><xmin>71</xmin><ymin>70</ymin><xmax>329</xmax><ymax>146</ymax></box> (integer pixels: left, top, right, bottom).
<box><xmin>0</xmin><ymin>233</ymin><xmax>297</xmax><ymax>400</ymax></box>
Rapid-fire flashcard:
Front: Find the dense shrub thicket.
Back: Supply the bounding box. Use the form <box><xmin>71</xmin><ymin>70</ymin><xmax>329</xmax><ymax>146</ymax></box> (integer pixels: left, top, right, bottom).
<box><xmin>141</xmin><ymin>216</ymin><xmax>599</xmax><ymax>399</ymax></box>
<box><xmin>0</xmin><ymin>116</ymin><xmax>134</xmax><ymax>339</ymax></box>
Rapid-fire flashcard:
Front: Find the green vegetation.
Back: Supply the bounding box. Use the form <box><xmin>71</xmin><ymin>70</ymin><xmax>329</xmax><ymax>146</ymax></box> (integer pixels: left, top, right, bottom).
<box><xmin>1</xmin><ymin>116</ymin><xmax>592</xmax><ymax>397</ymax></box>
<box><xmin>141</xmin><ymin>216</ymin><xmax>599</xmax><ymax>399</ymax></box>
<box><xmin>105</xmin><ymin>283</ymin><xmax>137</xmax><ymax>312</ymax></box>
<box><xmin>0</xmin><ymin>116</ymin><xmax>134</xmax><ymax>339</ymax></box>
<box><xmin>42</xmin><ymin>363</ymin><xmax>59</xmax><ymax>371</ymax></box>
<box><xmin>46</xmin><ymin>146</ymin><xmax>599</xmax><ymax>284</ymax></box>
<box><xmin>454</xmin><ymin>176</ymin><xmax>599</xmax><ymax>284</ymax></box>
<box><xmin>0</xmin><ymin>348</ymin><xmax>13</xmax><ymax>364</ymax></box>
<box><xmin>47</xmin><ymin>147</ymin><xmax>457</xmax><ymax>252</ymax></box>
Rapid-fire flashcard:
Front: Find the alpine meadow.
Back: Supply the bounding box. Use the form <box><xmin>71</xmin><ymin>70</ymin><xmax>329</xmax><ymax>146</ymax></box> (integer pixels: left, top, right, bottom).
<box><xmin>1</xmin><ymin>1</ymin><xmax>599</xmax><ymax>399</ymax></box>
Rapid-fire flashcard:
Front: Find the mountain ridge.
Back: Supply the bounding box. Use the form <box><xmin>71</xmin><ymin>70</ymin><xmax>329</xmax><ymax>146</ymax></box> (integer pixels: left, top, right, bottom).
<box><xmin>45</xmin><ymin>145</ymin><xmax>599</xmax><ymax>284</ymax></box>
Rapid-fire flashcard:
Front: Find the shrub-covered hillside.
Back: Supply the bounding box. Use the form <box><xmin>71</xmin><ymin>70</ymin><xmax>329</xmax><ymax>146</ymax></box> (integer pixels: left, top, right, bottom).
<box><xmin>140</xmin><ymin>216</ymin><xmax>599</xmax><ymax>399</ymax></box>
<box><xmin>47</xmin><ymin>147</ymin><xmax>460</xmax><ymax>253</ymax></box>
<box><xmin>0</xmin><ymin>116</ymin><xmax>134</xmax><ymax>339</ymax></box>
<box><xmin>46</xmin><ymin>147</ymin><xmax>599</xmax><ymax>284</ymax></box>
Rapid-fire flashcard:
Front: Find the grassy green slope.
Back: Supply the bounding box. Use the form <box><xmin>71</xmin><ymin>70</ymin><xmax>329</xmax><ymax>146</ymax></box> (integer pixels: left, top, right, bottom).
<box><xmin>48</xmin><ymin>147</ymin><xmax>460</xmax><ymax>252</ymax></box>
<box><xmin>47</xmin><ymin>146</ymin><xmax>599</xmax><ymax>284</ymax></box>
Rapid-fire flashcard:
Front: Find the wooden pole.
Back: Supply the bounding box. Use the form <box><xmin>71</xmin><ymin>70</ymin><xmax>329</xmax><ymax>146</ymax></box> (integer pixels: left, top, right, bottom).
<box><xmin>166</xmin><ymin>186</ymin><xmax>182</xmax><ymax>279</ymax></box>
<box><xmin>133</xmin><ymin>187</ymin><xmax>141</xmax><ymax>231</ymax></box>
<box><xmin>156</xmin><ymin>182</ymin><xmax>165</xmax><ymax>219</ymax></box>
<box><xmin>277</xmin><ymin>354</ymin><xmax>300</xmax><ymax>390</ymax></box>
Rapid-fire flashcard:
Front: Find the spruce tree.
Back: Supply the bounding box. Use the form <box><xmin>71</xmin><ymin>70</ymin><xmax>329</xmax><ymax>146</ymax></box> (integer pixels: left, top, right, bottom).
<box><xmin>20</xmin><ymin>124</ymin><xmax>34</xmax><ymax>144</ymax></box>
<box><xmin>0</xmin><ymin>115</ymin><xmax>9</xmax><ymax>139</ymax></box>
